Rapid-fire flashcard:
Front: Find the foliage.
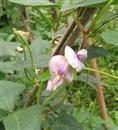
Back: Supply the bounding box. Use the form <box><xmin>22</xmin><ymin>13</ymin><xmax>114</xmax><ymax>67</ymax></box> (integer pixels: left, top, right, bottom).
<box><xmin>0</xmin><ymin>0</ymin><xmax>118</xmax><ymax>130</ymax></box>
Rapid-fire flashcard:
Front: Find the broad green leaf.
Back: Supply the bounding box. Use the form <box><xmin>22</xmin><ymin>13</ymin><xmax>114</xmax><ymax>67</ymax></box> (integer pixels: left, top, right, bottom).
<box><xmin>86</xmin><ymin>45</ymin><xmax>109</xmax><ymax>60</ymax></box>
<box><xmin>61</xmin><ymin>0</ymin><xmax>107</xmax><ymax>12</ymax></box>
<box><xmin>0</xmin><ymin>39</ymin><xmax>15</xmax><ymax>58</ymax></box>
<box><xmin>0</xmin><ymin>110</ymin><xmax>8</xmax><ymax>121</ymax></box>
<box><xmin>52</xmin><ymin>111</ymin><xmax>84</xmax><ymax>130</ymax></box>
<box><xmin>4</xmin><ymin>105</ymin><xmax>41</xmax><ymax>130</ymax></box>
<box><xmin>77</xmin><ymin>73</ymin><xmax>109</xmax><ymax>89</ymax></box>
<box><xmin>8</xmin><ymin>0</ymin><xmax>56</xmax><ymax>7</ymax></box>
<box><xmin>77</xmin><ymin>73</ymin><xmax>101</xmax><ymax>89</ymax></box>
<box><xmin>0</xmin><ymin>80</ymin><xmax>25</xmax><ymax>112</ymax></box>
<box><xmin>73</xmin><ymin>110</ymin><xmax>104</xmax><ymax>129</ymax></box>
<box><xmin>0</xmin><ymin>61</ymin><xmax>16</xmax><ymax>73</ymax></box>
<box><xmin>101</xmin><ymin>30</ymin><xmax>118</xmax><ymax>46</ymax></box>
<box><xmin>30</xmin><ymin>38</ymin><xmax>51</xmax><ymax>68</ymax></box>
<box><xmin>16</xmin><ymin>38</ymin><xmax>51</xmax><ymax>69</ymax></box>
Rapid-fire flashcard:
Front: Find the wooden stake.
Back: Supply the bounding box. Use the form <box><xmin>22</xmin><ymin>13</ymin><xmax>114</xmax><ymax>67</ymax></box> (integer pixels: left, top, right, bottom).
<box><xmin>89</xmin><ymin>59</ymin><xmax>109</xmax><ymax>129</ymax></box>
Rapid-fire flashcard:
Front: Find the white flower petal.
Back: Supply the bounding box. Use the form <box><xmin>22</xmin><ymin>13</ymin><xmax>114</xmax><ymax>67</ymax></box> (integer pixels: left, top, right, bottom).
<box><xmin>65</xmin><ymin>46</ymin><xmax>85</xmax><ymax>72</ymax></box>
<box><xmin>46</xmin><ymin>78</ymin><xmax>53</xmax><ymax>92</ymax></box>
<box><xmin>65</xmin><ymin>46</ymin><xmax>76</xmax><ymax>66</ymax></box>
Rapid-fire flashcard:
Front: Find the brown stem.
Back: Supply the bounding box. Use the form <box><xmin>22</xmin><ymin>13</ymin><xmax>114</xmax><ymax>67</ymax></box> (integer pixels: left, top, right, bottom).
<box><xmin>22</xmin><ymin>7</ymin><xmax>32</xmax><ymax>43</ymax></box>
<box><xmin>81</xmin><ymin>30</ymin><xmax>109</xmax><ymax>129</ymax></box>
<box><xmin>89</xmin><ymin>59</ymin><xmax>109</xmax><ymax>129</ymax></box>
<box><xmin>52</xmin><ymin>8</ymin><xmax>97</xmax><ymax>55</ymax></box>
<box><xmin>52</xmin><ymin>20</ymin><xmax>76</xmax><ymax>55</ymax></box>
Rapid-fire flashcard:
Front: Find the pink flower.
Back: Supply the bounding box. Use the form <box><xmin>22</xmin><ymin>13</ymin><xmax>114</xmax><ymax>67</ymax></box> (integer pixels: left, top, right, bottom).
<box><xmin>46</xmin><ymin>46</ymin><xmax>87</xmax><ymax>92</ymax></box>
<box><xmin>65</xmin><ymin>46</ymin><xmax>87</xmax><ymax>72</ymax></box>
<box><xmin>46</xmin><ymin>55</ymin><xmax>73</xmax><ymax>91</ymax></box>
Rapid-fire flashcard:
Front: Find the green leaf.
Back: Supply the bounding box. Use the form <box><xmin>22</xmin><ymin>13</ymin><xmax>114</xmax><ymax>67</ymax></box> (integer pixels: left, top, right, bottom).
<box><xmin>4</xmin><ymin>105</ymin><xmax>41</xmax><ymax>130</ymax></box>
<box><xmin>0</xmin><ymin>80</ymin><xmax>25</xmax><ymax>112</ymax></box>
<box><xmin>0</xmin><ymin>61</ymin><xmax>16</xmax><ymax>73</ymax></box>
<box><xmin>73</xmin><ymin>110</ymin><xmax>104</xmax><ymax>129</ymax></box>
<box><xmin>112</xmin><ymin>0</ymin><xmax>118</xmax><ymax>4</ymax></box>
<box><xmin>38</xmin><ymin>71</ymin><xmax>50</xmax><ymax>82</ymax></box>
<box><xmin>0</xmin><ymin>72</ymin><xmax>5</xmax><ymax>80</ymax></box>
<box><xmin>86</xmin><ymin>45</ymin><xmax>109</xmax><ymax>60</ymax></box>
<box><xmin>77</xmin><ymin>73</ymin><xmax>101</xmax><ymax>89</ymax></box>
<box><xmin>8</xmin><ymin>0</ymin><xmax>56</xmax><ymax>7</ymax></box>
<box><xmin>61</xmin><ymin>0</ymin><xmax>107</xmax><ymax>12</ymax></box>
<box><xmin>16</xmin><ymin>38</ymin><xmax>51</xmax><ymax>69</ymax></box>
<box><xmin>0</xmin><ymin>40</ymin><xmax>16</xmax><ymax>58</ymax></box>
<box><xmin>101</xmin><ymin>30</ymin><xmax>118</xmax><ymax>46</ymax></box>
<box><xmin>52</xmin><ymin>111</ymin><xmax>84</xmax><ymax>130</ymax></box>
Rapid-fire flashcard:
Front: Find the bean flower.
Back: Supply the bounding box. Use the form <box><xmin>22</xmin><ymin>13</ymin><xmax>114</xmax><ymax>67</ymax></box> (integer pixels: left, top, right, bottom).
<box><xmin>46</xmin><ymin>55</ymin><xmax>73</xmax><ymax>91</ymax></box>
<box><xmin>46</xmin><ymin>46</ymin><xmax>87</xmax><ymax>91</ymax></box>
<box><xmin>65</xmin><ymin>46</ymin><xmax>87</xmax><ymax>72</ymax></box>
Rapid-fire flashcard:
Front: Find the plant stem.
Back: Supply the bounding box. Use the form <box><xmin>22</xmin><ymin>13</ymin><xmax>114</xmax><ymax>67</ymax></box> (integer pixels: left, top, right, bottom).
<box><xmin>88</xmin><ymin>59</ymin><xmax>109</xmax><ymax>130</ymax></box>
<box><xmin>43</xmin><ymin>92</ymin><xmax>67</xmax><ymax>117</ymax></box>
<box><xmin>59</xmin><ymin>8</ymin><xmax>97</xmax><ymax>55</ymax></box>
<box><xmin>92</xmin><ymin>13</ymin><xmax>118</xmax><ymax>34</ymax></box>
<box><xmin>35</xmin><ymin>8</ymin><xmax>52</xmax><ymax>28</ymax></box>
<box><xmin>84</xmin><ymin>67</ymin><xmax>118</xmax><ymax>80</ymax></box>
<box><xmin>17</xmin><ymin>33</ymin><xmax>34</xmax><ymax>70</ymax></box>
<box><xmin>90</xmin><ymin>0</ymin><xmax>114</xmax><ymax>30</ymax></box>
<box><xmin>24</xmin><ymin>80</ymin><xmax>39</xmax><ymax>108</ymax></box>
<box><xmin>43</xmin><ymin>85</ymin><xmax>64</xmax><ymax>106</ymax></box>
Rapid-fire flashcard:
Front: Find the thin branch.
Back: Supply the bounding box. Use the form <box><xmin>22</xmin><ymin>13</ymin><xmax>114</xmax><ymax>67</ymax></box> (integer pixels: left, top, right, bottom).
<box><xmin>52</xmin><ymin>8</ymin><xmax>86</xmax><ymax>55</ymax></box>
<box><xmin>59</xmin><ymin>8</ymin><xmax>97</xmax><ymax>55</ymax></box>
<box><xmin>89</xmin><ymin>59</ymin><xmax>109</xmax><ymax>129</ymax></box>
<box><xmin>22</xmin><ymin>7</ymin><xmax>32</xmax><ymax>43</ymax></box>
<box><xmin>52</xmin><ymin>20</ymin><xmax>76</xmax><ymax>55</ymax></box>
<box><xmin>85</xmin><ymin>38</ymin><xmax>109</xmax><ymax>129</ymax></box>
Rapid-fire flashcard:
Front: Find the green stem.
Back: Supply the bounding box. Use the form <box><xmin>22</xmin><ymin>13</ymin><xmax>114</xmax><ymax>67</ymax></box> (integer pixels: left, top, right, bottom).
<box><xmin>18</xmin><ymin>34</ymin><xmax>34</xmax><ymax>70</ymax></box>
<box><xmin>43</xmin><ymin>85</ymin><xmax>65</xmax><ymax>106</ymax></box>
<box><xmin>90</xmin><ymin>0</ymin><xmax>113</xmax><ymax>30</ymax></box>
<box><xmin>36</xmin><ymin>83</ymin><xmax>45</xmax><ymax>104</ymax></box>
<box><xmin>54</xmin><ymin>12</ymin><xmax>61</xmax><ymax>31</ymax></box>
<box><xmin>44</xmin><ymin>92</ymin><xmax>67</xmax><ymax>116</ymax></box>
<box><xmin>25</xmin><ymin>41</ymin><xmax>34</xmax><ymax>69</ymax></box>
<box><xmin>84</xmin><ymin>67</ymin><xmax>118</xmax><ymax>80</ymax></box>
<box><xmin>24</xmin><ymin>68</ymin><xmax>35</xmax><ymax>83</ymax></box>
<box><xmin>92</xmin><ymin>13</ymin><xmax>118</xmax><ymax>34</ymax></box>
<box><xmin>35</xmin><ymin>8</ymin><xmax>52</xmax><ymax>28</ymax></box>
<box><xmin>14</xmin><ymin>30</ymin><xmax>35</xmax><ymax>80</ymax></box>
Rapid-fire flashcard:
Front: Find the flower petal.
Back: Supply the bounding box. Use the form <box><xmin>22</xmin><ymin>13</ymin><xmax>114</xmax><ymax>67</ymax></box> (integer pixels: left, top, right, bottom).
<box><xmin>53</xmin><ymin>78</ymin><xmax>64</xmax><ymax>91</ymax></box>
<box><xmin>65</xmin><ymin>46</ymin><xmax>84</xmax><ymax>72</ymax></box>
<box><xmin>46</xmin><ymin>78</ymin><xmax>53</xmax><ymax>92</ymax></box>
<box><xmin>49</xmin><ymin>55</ymin><xmax>67</xmax><ymax>75</ymax></box>
<box><xmin>65</xmin><ymin>46</ymin><xmax>77</xmax><ymax>63</ymax></box>
<box><xmin>65</xmin><ymin>66</ymin><xmax>73</xmax><ymax>81</ymax></box>
<box><xmin>74</xmin><ymin>60</ymin><xmax>85</xmax><ymax>72</ymax></box>
<box><xmin>46</xmin><ymin>77</ymin><xmax>64</xmax><ymax>91</ymax></box>
<box><xmin>77</xmin><ymin>49</ymin><xmax>87</xmax><ymax>61</ymax></box>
